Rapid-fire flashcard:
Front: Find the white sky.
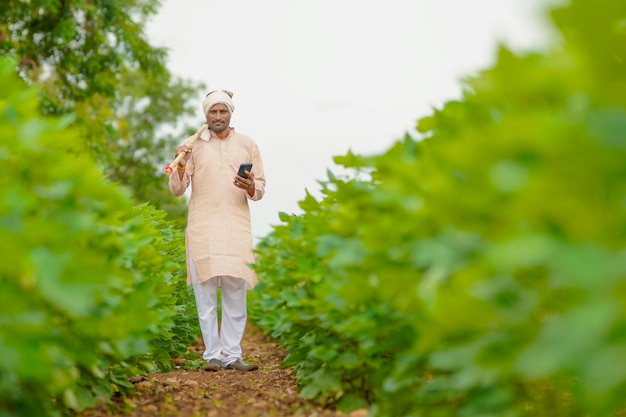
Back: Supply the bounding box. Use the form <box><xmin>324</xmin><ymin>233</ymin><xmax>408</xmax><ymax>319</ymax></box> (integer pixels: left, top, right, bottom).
<box><xmin>146</xmin><ymin>0</ymin><xmax>558</xmax><ymax>241</ymax></box>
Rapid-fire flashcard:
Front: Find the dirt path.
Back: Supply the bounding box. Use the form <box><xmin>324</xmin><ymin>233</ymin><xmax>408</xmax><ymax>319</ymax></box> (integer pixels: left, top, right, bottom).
<box><xmin>82</xmin><ymin>324</ymin><xmax>367</xmax><ymax>417</ymax></box>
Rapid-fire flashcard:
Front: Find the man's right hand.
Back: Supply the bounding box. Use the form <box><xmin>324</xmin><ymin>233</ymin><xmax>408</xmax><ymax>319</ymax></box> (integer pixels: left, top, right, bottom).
<box><xmin>175</xmin><ymin>145</ymin><xmax>193</xmax><ymax>166</ymax></box>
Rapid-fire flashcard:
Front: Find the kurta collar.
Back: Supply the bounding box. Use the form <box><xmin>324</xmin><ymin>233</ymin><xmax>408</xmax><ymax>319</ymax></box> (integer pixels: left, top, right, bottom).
<box><xmin>200</xmin><ymin>127</ymin><xmax>235</xmax><ymax>142</ymax></box>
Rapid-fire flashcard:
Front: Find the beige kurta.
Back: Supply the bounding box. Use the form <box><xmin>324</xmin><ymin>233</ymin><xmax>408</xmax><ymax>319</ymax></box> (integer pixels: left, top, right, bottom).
<box><xmin>169</xmin><ymin>127</ymin><xmax>265</xmax><ymax>289</ymax></box>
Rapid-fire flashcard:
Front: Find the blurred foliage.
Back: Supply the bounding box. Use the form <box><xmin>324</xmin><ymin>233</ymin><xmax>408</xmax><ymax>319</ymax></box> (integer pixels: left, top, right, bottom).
<box><xmin>0</xmin><ymin>58</ymin><xmax>199</xmax><ymax>416</ymax></box>
<box><xmin>0</xmin><ymin>0</ymin><xmax>202</xmax><ymax>226</ymax></box>
<box><xmin>249</xmin><ymin>0</ymin><xmax>626</xmax><ymax>415</ymax></box>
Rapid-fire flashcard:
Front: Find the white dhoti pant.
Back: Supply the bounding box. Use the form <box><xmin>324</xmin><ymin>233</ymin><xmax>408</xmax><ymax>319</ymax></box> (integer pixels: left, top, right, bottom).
<box><xmin>189</xmin><ymin>253</ymin><xmax>248</xmax><ymax>364</ymax></box>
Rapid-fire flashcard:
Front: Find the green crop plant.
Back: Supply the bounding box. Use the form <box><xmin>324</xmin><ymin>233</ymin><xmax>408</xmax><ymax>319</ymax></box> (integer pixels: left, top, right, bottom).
<box><xmin>250</xmin><ymin>0</ymin><xmax>626</xmax><ymax>415</ymax></box>
<box><xmin>0</xmin><ymin>58</ymin><xmax>199</xmax><ymax>416</ymax></box>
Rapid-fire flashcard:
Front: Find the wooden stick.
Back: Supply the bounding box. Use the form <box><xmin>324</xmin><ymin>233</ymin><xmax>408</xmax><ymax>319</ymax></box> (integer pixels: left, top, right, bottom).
<box><xmin>162</xmin><ymin>123</ymin><xmax>208</xmax><ymax>176</ymax></box>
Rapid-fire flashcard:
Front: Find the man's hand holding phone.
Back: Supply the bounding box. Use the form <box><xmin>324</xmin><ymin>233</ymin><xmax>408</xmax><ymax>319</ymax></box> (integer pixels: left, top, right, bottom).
<box><xmin>234</xmin><ymin>163</ymin><xmax>255</xmax><ymax>195</ymax></box>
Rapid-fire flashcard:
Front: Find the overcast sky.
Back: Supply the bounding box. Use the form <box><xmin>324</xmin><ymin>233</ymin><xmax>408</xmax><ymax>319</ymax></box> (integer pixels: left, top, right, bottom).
<box><xmin>146</xmin><ymin>0</ymin><xmax>558</xmax><ymax>241</ymax></box>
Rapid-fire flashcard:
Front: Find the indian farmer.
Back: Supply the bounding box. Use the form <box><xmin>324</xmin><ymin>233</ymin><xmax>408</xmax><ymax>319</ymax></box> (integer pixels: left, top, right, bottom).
<box><xmin>169</xmin><ymin>90</ymin><xmax>266</xmax><ymax>371</ymax></box>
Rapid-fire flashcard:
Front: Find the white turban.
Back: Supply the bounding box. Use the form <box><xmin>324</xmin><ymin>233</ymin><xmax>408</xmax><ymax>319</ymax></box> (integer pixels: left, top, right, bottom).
<box><xmin>202</xmin><ymin>90</ymin><xmax>235</xmax><ymax>116</ymax></box>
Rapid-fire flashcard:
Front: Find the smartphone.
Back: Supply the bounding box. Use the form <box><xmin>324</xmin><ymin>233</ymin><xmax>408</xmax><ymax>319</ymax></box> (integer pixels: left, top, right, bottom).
<box><xmin>237</xmin><ymin>163</ymin><xmax>253</xmax><ymax>179</ymax></box>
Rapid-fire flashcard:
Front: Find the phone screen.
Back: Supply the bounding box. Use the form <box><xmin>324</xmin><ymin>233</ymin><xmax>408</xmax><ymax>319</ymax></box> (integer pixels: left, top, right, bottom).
<box><xmin>237</xmin><ymin>163</ymin><xmax>253</xmax><ymax>179</ymax></box>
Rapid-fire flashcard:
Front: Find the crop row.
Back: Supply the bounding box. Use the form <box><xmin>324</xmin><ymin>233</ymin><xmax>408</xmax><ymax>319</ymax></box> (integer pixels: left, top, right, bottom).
<box><xmin>249</xmin><ymin>1</ymin><xmax>626</xmax><ymax>415</ymax></box>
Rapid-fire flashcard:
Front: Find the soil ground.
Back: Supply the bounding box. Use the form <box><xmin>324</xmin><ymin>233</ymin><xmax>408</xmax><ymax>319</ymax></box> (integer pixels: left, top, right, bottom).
<box><xmin>81</xmin><ymin>324</ymin><xmax>368</xmax><ymax>417</ymax></box>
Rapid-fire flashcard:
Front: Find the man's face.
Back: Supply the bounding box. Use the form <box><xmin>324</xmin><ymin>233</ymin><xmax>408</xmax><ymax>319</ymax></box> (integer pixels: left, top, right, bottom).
<box><xmin>206</xmin><ymin>103</ymin><xmax>231</xmax><ymax>133</ymax></box>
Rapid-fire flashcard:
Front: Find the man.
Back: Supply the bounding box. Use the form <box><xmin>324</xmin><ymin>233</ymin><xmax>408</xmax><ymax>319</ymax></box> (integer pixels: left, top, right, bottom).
<box><xmin>169</xmin><ymin>90</ymin><xmax>265</xmax><ymax>371</ymax></box>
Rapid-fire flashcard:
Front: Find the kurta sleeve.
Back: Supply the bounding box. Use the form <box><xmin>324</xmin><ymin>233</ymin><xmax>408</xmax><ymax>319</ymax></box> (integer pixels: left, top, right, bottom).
<box><xmin>169</xmin><ymin>158</ymin><xmax>193</xmax><ymax>196</ymax></box>
<box><xmin>247</xmin><ymin>142</ymin><xmax>266</xmax><ymax>202</ymax></box>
